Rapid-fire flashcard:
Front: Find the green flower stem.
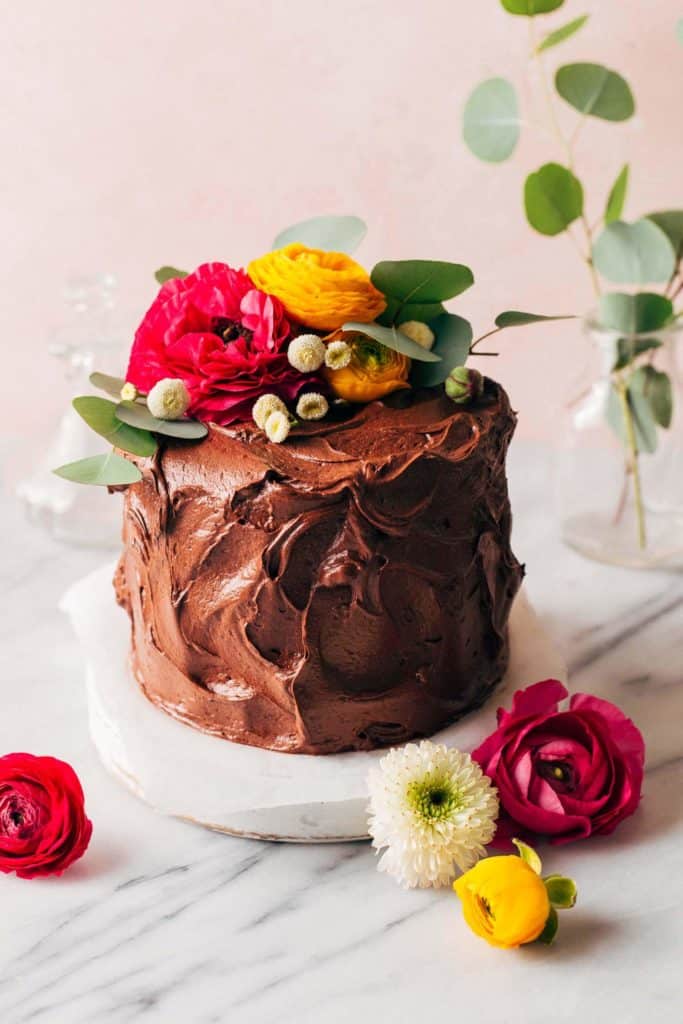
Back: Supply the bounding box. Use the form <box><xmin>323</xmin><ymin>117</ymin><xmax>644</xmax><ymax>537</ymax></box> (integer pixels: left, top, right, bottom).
<box><xmin>615</xmin><ymin>375</ymin><xmax>647</xmax><ymax>549</ymax></box>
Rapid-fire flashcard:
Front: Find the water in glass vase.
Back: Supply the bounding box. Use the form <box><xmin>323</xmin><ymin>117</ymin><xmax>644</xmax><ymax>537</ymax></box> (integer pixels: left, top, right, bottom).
<box><xmin>556</xmin><ymin>316</ymin><xmax>683</xmax><ymax>569</ymax></box>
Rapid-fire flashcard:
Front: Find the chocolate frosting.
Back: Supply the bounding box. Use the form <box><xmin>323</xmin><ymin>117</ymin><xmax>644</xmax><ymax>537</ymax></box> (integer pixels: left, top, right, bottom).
<box><xmin>115</xmin><ymin>383</ymin><xmax>524</xmax><ymax>754</ymax></box>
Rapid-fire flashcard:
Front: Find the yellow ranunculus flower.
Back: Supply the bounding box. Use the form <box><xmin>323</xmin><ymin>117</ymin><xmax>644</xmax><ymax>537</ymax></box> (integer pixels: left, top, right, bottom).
<box><xmin>248</xmin><ymin>244</ymin><xmax>386</xmax><ymax>332</ymax></box>
<box><xmin>322</xmin><ymin>331</ymin><xmax>410</xmax><ymax>403</ymax></box>
<box><xmin>453</xmin><ymin>855</ymin><xmax>551</xmax><ymax>949</ymax></box>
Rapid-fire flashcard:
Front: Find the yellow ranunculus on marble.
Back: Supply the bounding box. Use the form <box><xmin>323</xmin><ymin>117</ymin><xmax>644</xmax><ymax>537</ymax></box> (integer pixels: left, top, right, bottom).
<box><xmin>248</xmin><ymin>244</ymin><xmax>386</xmax><ymax>332</ymax></box>
<box><xmin>453</xmin><ymin>854</ymin><xmax>551</xmax><ymax>949</ymax></box>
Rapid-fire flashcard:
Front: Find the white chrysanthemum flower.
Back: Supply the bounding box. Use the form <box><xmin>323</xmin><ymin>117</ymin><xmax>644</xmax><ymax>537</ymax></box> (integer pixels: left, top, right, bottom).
<box><xmin>288</xmin><ymin>334</ymin><xmax>326</xmax><ymax>373</ymax></box>
<box><xmin>264</xmin><ymin>409</ymin><xmax>290</xmax><ymax>444</ymax></box>
<box><xmin>296</xmin><ymin>392</ymin><xmax>329</xmax><ymax>421</ymax></box>
<box><xmin>324</xmin><ymin>339</ymin><xmax>352</xmax><ymax>370</ymax></box>
<box><xmin>400</xmin><ymin>320</ymin><xmax>435</xmax><ymax>351</ymax></box>
<box><xmin>252</xmin><ymin>393</ymin><xmax>287</xmax><ymax>430</ymax></box>
<box><xmin>147</xmin><ymin>378</ymin><xmax>190</xmax><ymax>419</ymax></box>
<box><xmin>367</xmin><ymin>740</ymin><xmax>499</xmax><ymax>889</ymax></box>
<box><xmin>120</xmin><ymin>381</ymin><xmax>138</xmax><ymax>402</ymax></box>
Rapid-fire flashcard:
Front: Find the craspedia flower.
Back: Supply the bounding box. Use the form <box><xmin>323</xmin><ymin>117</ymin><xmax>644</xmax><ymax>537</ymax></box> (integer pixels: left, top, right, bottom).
<box><xmin>147</xmin><ymin>378</ymin><xmax>190</xmax><ymax>420</ymax></box>
<box><xmin>367</xmin><ymin>740</ymin><xmax>499</xmax><ymax>889</ymax></box>
<box><xmin>287</xmin><ymin>334</ymin><xmax>326</xmax><ymax>373</ymax></box>
<box><xmin>323</xmin><ymin>332</ymin><xmax>410</xmax><ymax>403</ymax></box>
<box><xmin>264</xmin><ymin>409</ymin><xmax>290</xmax><ymax>444</ymax></box>
<box><xmin>253</xmin><ymin>393</ymin><xmax>288</xmax><ymax>430</ymax></box>
<box><xmin>296</xmin><ymin>392</ymin><xmax>329</xmax><ymax>421</ymax></box>
<box><xmin>120</xmin><ymin>382</ymin><xmax>139</xmax><ymax>402</ymax></box>
<box><xmin>399</xmin><ymin>320</ymin><xmax>435</xmax><ymax>351</ymax></box>
<box><xmin>248</xmin><ymin>244</ymin><xmax>386</xmax><ymax>332</ymax></box>
<box><xmin>324</xmin><ymin>339</ymin><xmax>352</xmax><ymax>370</ymax></box>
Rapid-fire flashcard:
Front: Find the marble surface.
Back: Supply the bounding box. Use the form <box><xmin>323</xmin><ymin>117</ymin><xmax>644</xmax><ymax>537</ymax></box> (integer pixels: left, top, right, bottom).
<box><xmin>1</xmin><ymin>443</ymin><xmax>682</xmax><ymax>1024</ymax></box>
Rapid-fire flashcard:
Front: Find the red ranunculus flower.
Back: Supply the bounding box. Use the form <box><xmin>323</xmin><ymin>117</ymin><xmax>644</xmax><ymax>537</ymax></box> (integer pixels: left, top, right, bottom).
<box><xmin>472</xmin><ymin>680</ymin><xmax>645</xmax><ymax>847</ymax></box>
<box><xmin>0</xmin><ymin>753</ymin><xmax>93</xmax><ymax>878</ymax></box>
<box><xmin>126</xmin><ymin>263</ymin><xmax>318</xmax><ymax>425</ymax></box>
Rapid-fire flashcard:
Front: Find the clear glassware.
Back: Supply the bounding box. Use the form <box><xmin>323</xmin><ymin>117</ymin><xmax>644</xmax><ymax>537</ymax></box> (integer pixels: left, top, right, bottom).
<box><xmin>556</xmin><ymin>316</ymin><xmax>683</xmax><ymax>569</ymax></box>
<box><xmin>17</xmin><ymin>274</ymin><xmax>129</xmax><ymax>549</ymax></box>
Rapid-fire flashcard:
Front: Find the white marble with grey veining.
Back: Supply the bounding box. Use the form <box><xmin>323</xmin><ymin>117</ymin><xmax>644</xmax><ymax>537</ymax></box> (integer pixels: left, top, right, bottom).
<box><xmin>1</xmin><ymin>443</ymin><xmax>682</xmax><ymax>1024</ymax></box>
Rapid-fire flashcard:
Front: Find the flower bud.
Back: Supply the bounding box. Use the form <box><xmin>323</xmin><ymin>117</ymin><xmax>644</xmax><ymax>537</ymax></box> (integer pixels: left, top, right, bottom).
<box><xmin>445</xmin><ymin>366</ymin><xmax>483</xmax><ymax>405</ymax></box>
<box><xmin>400</xmin><ymin>320</ymin><xmax>435</xmax><ymax>351</ymax></box>
<box><xmin>120</xmin><ymin>382</ymin><xmax>138</xmax><ymax>402</ymax></box>
<box><xmin>264</xmin><ymin>409</ymin><xmax>291</xmax><ymax>443</ymax></box>
<box><xmin>287</xmin><ymin>334</ymin><xmax>326</xmax><ymax>373</ymax></box>
<box><xmin>252</xmin><ymin>393</ymin><xmax>287</xmax><ymax>430</ymax></box>
<box><xmin>324</xmin><ymin>339</ymin><xmax>352</xmax><ymax>370</ymax></box>
<box><xmin>147</xmin><ymin>378</ymin><xmax>190</xmax><ymax>419</ymax></box>
<box><xmin>296</xmin><ymin>392</ymin><xmax>329</xmax><ymax>421</ymax></box>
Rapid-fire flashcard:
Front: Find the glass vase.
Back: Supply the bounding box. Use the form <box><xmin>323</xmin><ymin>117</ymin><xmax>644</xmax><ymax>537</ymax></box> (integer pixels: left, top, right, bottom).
<box><xmin>556</xmin><ymin>316</ymin><xmax>683</xmax><ymax>569</ymax></box>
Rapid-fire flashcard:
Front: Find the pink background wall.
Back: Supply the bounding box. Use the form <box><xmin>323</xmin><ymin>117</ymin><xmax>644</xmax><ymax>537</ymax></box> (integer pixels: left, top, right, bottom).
<box><xmin>2</xmin><ymin>0</ymin><xmax>681</xmax><ymax>475</ymax></box>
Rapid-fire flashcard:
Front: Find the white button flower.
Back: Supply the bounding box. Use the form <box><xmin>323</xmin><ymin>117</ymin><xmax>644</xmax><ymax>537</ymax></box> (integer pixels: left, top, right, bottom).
<box><xmin>146</xmin><ymin>378</ymin><xmax>190</xmax><ymax>420</ymax></box>
<box><xmin>264</xmin><ymin>409</ymin><xmax>291</xmax><ymax>444</ymax></box>
<box><xmin>252</xmin><ymin>393</ymin><xmax>288</xmax><ymax>430</ymax></box>
<box><xmin>400</xmin><ymin>321</ymin><xmax>435</xmax><ymax>351</ymax></box>
<box><xmin>287</xmin><ymin>334</ymin><xmax>326</xmax><ymax>373</ymax></box>
<box><xmin>296</xmin><ymin>392</ymin><xmax>329</xmax><ymax>421</ymax></box>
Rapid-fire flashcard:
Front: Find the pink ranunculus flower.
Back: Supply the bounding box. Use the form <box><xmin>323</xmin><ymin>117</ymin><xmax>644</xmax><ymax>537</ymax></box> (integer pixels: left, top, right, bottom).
<box><xmin>472</xmin><ymin>680</ymin><xmax>645</xmax><ymax>847</ymax></box>
<box><xmin>126</xmin><ymin>263</ymin><xmax>320</xmax><ymax>426</ymax></box>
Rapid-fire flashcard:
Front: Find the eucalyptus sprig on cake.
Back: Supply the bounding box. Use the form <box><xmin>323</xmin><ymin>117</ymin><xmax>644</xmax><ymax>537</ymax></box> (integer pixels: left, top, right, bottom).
<box><xmin>54</xmin><ymin>214</ymin><xmax>571</xmax><ymax>485</ymax></box>
<box><xmin>462</xmin><ymin>0</ymin><xmax>683</xmax><ymax>548</ymax></box>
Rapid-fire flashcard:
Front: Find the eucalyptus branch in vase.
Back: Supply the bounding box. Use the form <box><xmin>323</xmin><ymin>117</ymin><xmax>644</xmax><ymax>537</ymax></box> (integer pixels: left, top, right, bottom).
<box><xmin>462</xmin><ymin>0</ymin><xmax>683</xmax><ymax>550</ymax></box>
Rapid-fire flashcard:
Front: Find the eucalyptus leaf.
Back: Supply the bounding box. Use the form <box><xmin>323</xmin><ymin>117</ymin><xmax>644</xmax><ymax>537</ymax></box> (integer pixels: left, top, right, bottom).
<box><xmin>501</xmin><ymin>0</ymin><xmax>564</xmax><ymax>14</ymax></box>
<box><xmin>370</xmin><ymin>260</ymin><xmax>474</xmax><ymax>304</ymax></box>
<box><xmin>678</xmin><ymin>18</ymin><xmax>683</xmax><ymax>45</ymax></box>
<box><xmin>378</xmin><ymin>298</ymin><xmax>446</xmax><ymax>328</ymax></box>
<box><xmin>462</xmin><ymin>78</ymin><xmax>520</xmax><ymax>163</ymax></box>
<box><xmin>410</xmin><ymin>314</ymin><xmax>473</xmax><ymax>386</ymax></box>
<box><xmin>89</xmin><ymin>371</ymin><xmax>128</xmax><ymax>399</ymax></box>
<box><xmin>115</xmin><ymin>401</ymin><xmax>209</xmax><ymax>439</ymax></box>
<box><xmin>645</xmin><ymin>210</ymin><xmax>683</xmax><ymax>259</ymax></box>
<box><xmin>524</xmin><ymin>163</ymin><xmax>583</xmax><ymax>236</ymax></box>
<box><xmin>605</xmin><ymin>164</ymin><xmax>629</xmax><ymax>224</ymax></box>
<box><xmin>73</xmin><ymin>397</ymin><xmax>157</xmax><ymax>457</ymax></box>
<box><xmin>613</xmin><ymin>337</ymin><xmax>662</xmax><ymax>371</ymax></box>
<box><xmin>494</xmin><ymin>310</ymin><xmax>575</xmax><ymax>328</ymax></box>
<box><xmin>599</xmin><ymin>292</ymin><xmax>673</xmax><ymax>334</ymax></box>
<box><xmin>537</xmin><ymin>907</ymin><xmax>559</xmax><ymax>945</ymax></box>
<box><xmin>606</xmin><ymin>383</ymin><xmax>658</xmax><ymax>454</ymax></box>
<box><xmin>632</xmin><ymin>365</ymin><xmax>673</xmax><ymax>429</ymax></box>
<box><xmin>342</xmin><ymin>321</ymin><xmax>442</xmax><ymax>363</ymax></box>
<box><xmin>537</xmin><ymin>14</ymin><xmax>589</xmax><ymax>53</ymax></box>
<box><xmin>555</xmin><ymin>63</ymin><xmax>635</xmax><ymax>121</ymax></box>
<box><xmin>53</xmin><ymin>452</ymin><xmax>142</xmax><ymax>487</ymax></box>
<box><xmin>154</xmin><ymin>266</ymin><xmax>188</xmax><ymax>285</ymax></box>
<box><xmin>544</xmin><ymin>875</ymin><xmax>578</xmax><ymax>909</ymax></box>
<box><xmin>273</xmin><ymin>215</ymin><xmax>367</xmax><ymax>254</ymax></box>
<box><xmin>593</xmin><ymin>219</ymin><xmax>676</xmax><ymax>284</ymax></box>
<box><xmin>512</xmin><ymin>838</ymin><xmax>542</xmax><ymax>874</ymax></box>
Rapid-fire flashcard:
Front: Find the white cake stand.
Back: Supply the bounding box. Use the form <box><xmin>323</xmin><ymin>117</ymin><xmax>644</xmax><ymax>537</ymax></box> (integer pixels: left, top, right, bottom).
<box><xmin>61</xmin><ymin>565</ymin><xmax>566</xmax><ymax>843</ymax></box>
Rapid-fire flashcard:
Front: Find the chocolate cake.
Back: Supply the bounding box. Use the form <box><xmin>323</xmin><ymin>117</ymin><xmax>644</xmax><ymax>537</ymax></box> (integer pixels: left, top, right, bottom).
<box><xmin>115</xmin><ymin>382</ymin><xmax>523</xmax><ymax>755</ymax></box>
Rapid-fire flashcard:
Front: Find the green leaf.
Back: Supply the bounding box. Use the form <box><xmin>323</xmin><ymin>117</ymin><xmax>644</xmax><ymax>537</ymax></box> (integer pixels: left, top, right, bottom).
<box><xmin>645</xmin><ymin>210</ymin><xmax>683</xmax><ymax>259</ymax></box>
<box><xmin>115</xmin><ymin>401</ymin><xmax>209</xmax><ymax>439</ymax></box>
<box><xmin>512</xmin><ymin>838</ymin><xmax>542</xmax><ymax>874</ymax></box>
<box><xmin>678</xmin><ymin>18</ymin><xmax>683</xmax><ymax>45</ymax></box>
<box><xmin>410</xmin><ymin>314</ymin><xmax>473</xmax><ymax>386</ymax></box>
<box><xmin>342</xmin><ymin>321</ymin><xmax>442</xmax><ymax>363</ymax></box>
<box><xmin>555</xmin><ymin>63</ymin><xmax>635</xmax><ymax>121</ymax></box>
<box><xmin>494</xmin><ymin>310</ymin><xmax>575</xmax><ymax>328</ymax></box>
<box><xmin>537</xmin><ymin>907</ymin><xmax>559</xmax><ymax>945</ymax></box>
<box><xmin>154</xmin><ymin>266</ymin><xmax>188</xmax><ymax>285</ymax></box>
<box><xmin>377</xmin><ymin>298</ymin><xmax>446</xmax><ymax>328</ymax></box>
<box><xmin>53</xmin><ymin>451</ymin><xmax>142</xmax><ymax>487</ymax></box>
<box><xmin>613</xmin><ymin>337</ymin><xmax>662</xmax><ymax>371</ymax></box>
<box><xmin>524</xmin><ymin>163</ymin><xmax>583</xmax><ymax>236</ymax></box>
<box><xmin>89</xmin><ymin>372</ymin><xmax>128</xmax><ymax>399</ymax></box>
<box><xmin>72</xmin><ymin>397</ymin><xmax>157</xmax><ymax>457</ymax></box>
<box><xmin>598</xmin><ymin>292</ymin><xmax>673</xmax><ymax>335</ymax></box>
<box><xmin>370</xmin><ymin>260</ymin><xmax>474</xmax><ymax>304</ymax></box>
<box><xmin>501</xmin><ymin>0</ymin><xmax>564</xmax><ymax>14</ymax></box>
<box><xmin>606</xmin><ymin>382</ymin><xmax>658</xmax><ymax>454</ymax></box>
<box><xmin>462</xmin><ymin>78</ymin><xmax>520</xmax><ymax>163</ymax></box>
<box><xmin>593</xmin><ymin>219</ymin><xmax>676</xmax><ymax>284</ymax></box>
<box><xmin>273</xmin><ymin>215</ymin><xmax>367</xmax><ymax>254</ymax></box>
<box><xmin>544</xmin><ymin>875</ymin><xmax>578</xmax><ymax>909</ymax></box>
<box><xmin>632</xmin><ymin>365</ymin><xmax>673</xmax><ymax>429</ymax></box>
<box><xmin>605</xmin><ymin>164</ymin><xmax>629</xmax><ymax>224</ymax></box>
<box><xmin>537</xmin><ymin>14</ymin><xmax>589</xmax><ymax>53</ymax></box>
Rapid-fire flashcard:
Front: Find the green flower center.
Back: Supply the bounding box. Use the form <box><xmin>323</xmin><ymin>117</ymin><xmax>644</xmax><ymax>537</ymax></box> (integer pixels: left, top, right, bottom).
<box><xmin>406</xmin><ymin>776</ymin><xmax>461</xmax><ymax>823</ymax></box>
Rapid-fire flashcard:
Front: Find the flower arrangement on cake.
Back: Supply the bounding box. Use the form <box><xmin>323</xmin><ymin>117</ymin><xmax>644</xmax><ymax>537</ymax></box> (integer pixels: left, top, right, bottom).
<box><xmin>54</xmin><ymin>214</ymin><xmax>571</xmax><ymax>484</ymax></box>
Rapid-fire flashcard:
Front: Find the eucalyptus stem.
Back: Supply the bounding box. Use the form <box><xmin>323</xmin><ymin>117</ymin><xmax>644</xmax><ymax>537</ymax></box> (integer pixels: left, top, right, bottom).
<box><xmin>615</xmin><ymin>376</ymin><xmax>647</xmax><ymax>549</ymax></box>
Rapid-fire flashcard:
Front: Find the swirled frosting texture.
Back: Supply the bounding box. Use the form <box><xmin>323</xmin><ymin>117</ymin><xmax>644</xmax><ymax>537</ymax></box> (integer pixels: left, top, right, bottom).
<box><xmin>115</xmin><ymin>384</ymin><xmax>524</xmax><ymax>754</ymax></box>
